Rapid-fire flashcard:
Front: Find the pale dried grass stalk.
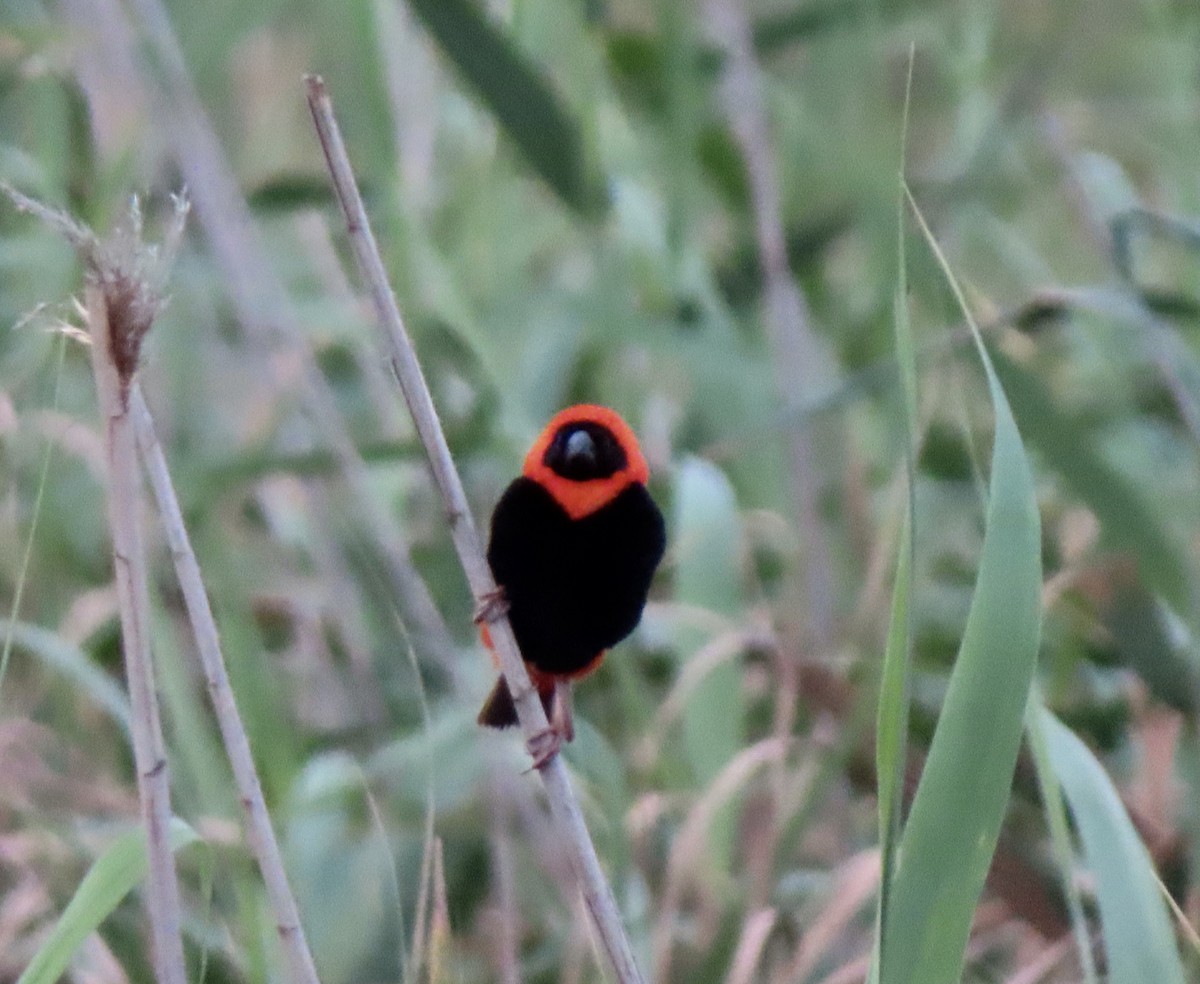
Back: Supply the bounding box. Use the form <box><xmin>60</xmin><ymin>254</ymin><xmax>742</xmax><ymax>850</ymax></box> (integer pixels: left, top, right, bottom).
<box><xmin>72</xmin><ymin>198</ymin><xmax>187</xmax><ymax>984</ymax></box>
<box><xmin>75</xmin><ymin>0</ymin><xmax>460</xmax><ymax>680</ymax></box>
<box><xmin>5</xmin><ymin>185</ymin><xmax>320</xmax><ymax>984</ymax></box>
<box><xmin>653</xmin><ymin>737</ymin><xmax>788</xmax><ymax>981</ymax></box>
<box><xmin>130</xmin><ymin>385</ymin><xmax>322</xmax><ymax>984</ymax></box>
<box><xmin>726</xmin><ymin>907</ymin><xmax>778</xmax><ymax>984</ymax></box>
<box><xmin>305</xmin><ymin>74</ymin><xmax>646</xmax><ymax>984</ymax></box>
<box><xmin>704</xmin><ymin>0</ymin><xmax>838</xmax><ymax>655</ymax></box>
<box><xmin>487</xmin><ymin>788</ymin><xmax>521</xmax><ymax>984</ymax></box>
<box><xmin>782</xmin><ymin>848</ymin><xmax>881</xmax><ymax>983</ymax></box>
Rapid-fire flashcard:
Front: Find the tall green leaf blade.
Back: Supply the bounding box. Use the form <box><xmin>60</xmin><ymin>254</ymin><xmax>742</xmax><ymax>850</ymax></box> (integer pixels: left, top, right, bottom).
<box><xmin>673</xmin><ymin>456</ymin><xmax>745</xmax><ymax>867</ymax></box>
<box><xmin>876</xmin><ymin>50</ymin><xmax>918</xmax><ymax>947</ymax></box>
<box><xmin>18</xmin><ymin>819</ymin><xmax>201</xmax><ymax>984</ymax></box>
<box><xmin>0</xmin><ymin>620</ymin><xmax>131</xmax><ymax>734</ymax></box>
<box><xmin>881</xmin><ymin>193</ymin><xmax>1043</xmax><ymax>984</ymax></box>
<box><xmin>403</xmin><ymin>0</ymin><xmax>607</xmax><ymax>216</ymax></box>
<box><xmin>874</xmin><ymin>513</ymin><xmax>912</xmax><ymax>897</ymax></box>
<box><xmin>1039</xmin><ymin>707</ymin><xmax>1187</xmax><ymax>984</ymax></box>
<box><xmin>1025</xmin><ymin>693</ymin><xmax>1100</xmax><ymax>984</ymax></box>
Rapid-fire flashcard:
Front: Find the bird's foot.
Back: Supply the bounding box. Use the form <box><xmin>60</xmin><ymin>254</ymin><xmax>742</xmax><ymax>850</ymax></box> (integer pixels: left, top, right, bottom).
<box><xmin>526</xmin><ymin>724</ymin><xmax>566</xmax><ymax>770</ymax></box>
<box><xmin>525</xmin><ymin>681</ymin><xmax>575</xmax><ymax>769</ymax></box>
<box><xmin>552</xmin><ymin>679</ymin><xmax>575</xmax><ymax>743</ymax></box>
<box><xmin>473</xmin><ymin>586</ymin><xmax>509</xmax><ymax>625</ymax></box>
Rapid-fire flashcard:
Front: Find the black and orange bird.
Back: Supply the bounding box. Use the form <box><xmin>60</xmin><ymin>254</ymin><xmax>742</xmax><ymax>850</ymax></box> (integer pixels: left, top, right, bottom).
<box><xmin>477</xmin><ymin>404</ymin><xmax>666</xmax><ymax>761</ymax></box>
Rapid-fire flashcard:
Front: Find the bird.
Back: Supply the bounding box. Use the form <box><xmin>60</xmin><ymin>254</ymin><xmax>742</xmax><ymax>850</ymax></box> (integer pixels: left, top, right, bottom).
<box><xmin>476</xmin><ymin>404</ymin><xmax>666</xmax><ymax>765</ymax></box>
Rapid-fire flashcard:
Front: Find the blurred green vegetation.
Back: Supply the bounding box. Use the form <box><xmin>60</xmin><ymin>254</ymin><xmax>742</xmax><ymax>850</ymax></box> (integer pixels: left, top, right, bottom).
<box><xmin>2</xmin><ymin>0</ymin><xmax>1200</xmax><ymax>982</ymax></box>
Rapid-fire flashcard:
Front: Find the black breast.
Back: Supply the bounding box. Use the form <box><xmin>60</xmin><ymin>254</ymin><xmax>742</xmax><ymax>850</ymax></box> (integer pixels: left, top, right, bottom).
<box><xmin>486</xmin><ymin>478</ymin><xmax>666</xmax><ymax>677</ymax></box>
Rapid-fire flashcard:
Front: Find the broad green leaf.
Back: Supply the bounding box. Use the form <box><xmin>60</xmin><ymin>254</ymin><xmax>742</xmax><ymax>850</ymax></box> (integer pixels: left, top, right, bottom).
<box><xmin>18</xmin><ymin>819</ymin><xmax>201</xmax><ymax>984</ymax></box>
<box><xmin>673</xmin><ymin>456</ymin><xmax>745</xmax><ymax>865</ymax></box>
<box><xmin>1039</xmin><ymin>706</ymin><xmax>1187</xmax><ymax>984</ymax></box>
<box><xmin>0</xmin><ymin>619</ymin><xmax>131</xmax><ymax>733</ymax></box>
<box><xmin>881</xmin><ymin>193</ymin><xmax>1043</xmax><ymax>984</ymax></box>
<box><xmin>403</xmin><ymin>0</ymin><xmax>607</xmax><ymax>216</ymax></box>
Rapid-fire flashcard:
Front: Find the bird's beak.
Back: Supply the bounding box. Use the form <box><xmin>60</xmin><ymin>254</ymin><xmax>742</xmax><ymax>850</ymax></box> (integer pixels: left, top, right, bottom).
<box><xmin>564</xmin><ymin>429</ymin><xmax>597</xmax><ymax>468</ymax></box>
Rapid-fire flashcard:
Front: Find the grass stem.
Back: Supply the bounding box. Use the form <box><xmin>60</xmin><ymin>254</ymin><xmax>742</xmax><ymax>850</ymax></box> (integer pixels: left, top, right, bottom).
<box><xmin>305</xmin><ymin>74</ymin><xmax>647</xmax><ymax>984</ymax></box>
<box><xmin>131</xmin><ymin>383</ymin><xmax>323</xmax><ymax>984</ymax></box>
<box><xmin>84</xmin><ymin>282</ymin><xmax>187</xmax><ymax>984</ymax></box>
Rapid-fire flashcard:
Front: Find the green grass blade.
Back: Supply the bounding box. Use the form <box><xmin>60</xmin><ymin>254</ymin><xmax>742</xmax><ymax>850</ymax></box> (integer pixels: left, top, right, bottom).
<box><xmin>403</xmin><ymin>0</ymin><xmax>607</xmax><ymax>216</ymax></box>
<box><xmin>0</xmin><ymin>619</ymin><xmax>131</xmax><ymax>734</ymax></box>
<box><xmin>1038</xmin><ymin>706</ymin><xmax>1187</xmax><ymax>984</ymax></box>
<box><xmin>673</xmin><ymin>455</ymin><xmax>745</xmax><ymax>867</ymax></box>
<box><xmin>17</xmin><ymin>819</ymin><xmax>201</xmax><ymax>984</ymax></box>
<box><xmin>875</xmin><ymin>516</ymin><xmax>912</xmax><ymax>877</ymax></box>
<box><xmin>0</xmin><ymin>330</ymin><xmax>66</xmax><ymax>704</ymax></box>
<box><xmin>873</xmin><ymin>47</ymin><xmax>917</xmax><ymax>984</ymax></box>
<box><xmin>881</xmin><ymin>190</ymin><xmax>1043</xmax><ymax>984</ymax></box>
<box><xmin>1025</xmin><ymin>689</ymin><xmax>1100</xmax><ymax>984</ymax></box>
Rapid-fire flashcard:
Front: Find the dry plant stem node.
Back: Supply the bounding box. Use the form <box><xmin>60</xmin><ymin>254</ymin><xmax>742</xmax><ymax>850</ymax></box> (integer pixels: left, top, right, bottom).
<box><xmin>304</xmin><ymin>75</ymin><xmax>646</xmax><ymax>984</ymax></box>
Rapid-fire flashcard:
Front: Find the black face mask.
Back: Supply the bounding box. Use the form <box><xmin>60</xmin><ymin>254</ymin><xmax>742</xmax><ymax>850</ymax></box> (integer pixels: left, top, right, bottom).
<box><xmin>543</xmin><ymin>422</ymin><xmax>628</xmax><ymax>481</ymax></box>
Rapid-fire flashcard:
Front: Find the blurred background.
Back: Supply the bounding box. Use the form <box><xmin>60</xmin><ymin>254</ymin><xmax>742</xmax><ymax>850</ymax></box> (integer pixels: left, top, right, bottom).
<box><xmin>2</xmin><ymin>0</ymin><xmax>1200</xmax><ymax>981</ymax></box>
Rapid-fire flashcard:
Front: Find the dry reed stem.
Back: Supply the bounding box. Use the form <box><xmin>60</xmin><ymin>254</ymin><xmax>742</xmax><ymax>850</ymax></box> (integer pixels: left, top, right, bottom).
<box><xmin>79</xmin><ymin>0</ymin><xmax>460</xmax><ymax>680</ymax></box>
<box><xmin>705</xmin><ymin>0</ymin><xmax>838</xmax><ymax>655</ymax></box>
<box><xmin>0</xmin><ymin>185</ymin><xmax>191</xmax><ymax>984</ymax></box>
<box><xmin>130</xmin><ymin>384</ymin><xmax>322</xmax><ymax>984</ymax></box>
<box><xmin>652</xmin><ymin>737</ymin><xmax>787</xmax><ymax>981</ymax></box>
<box><xmin>782</xmin><ymin>848</ymin><xmax>881</xmax><ymax>983</ymax></box>
<box><xmin>487</xmin><ymin>784</ymin><xmax>522</xmax><ymax>984</ymax></box>
<box><xmin>305</xmin><ymin>74</ymin><xmax>646</xmax><ymax>984</ymax></box>
<box><xmin>84</xmin><ymin>275</ymin><xmax>187</xmax><ymax>984</ymax></box>
<box><xmin>726</xmin><ymin>908</ymin><xmax>778</xmax><ymax>984</ymax></box>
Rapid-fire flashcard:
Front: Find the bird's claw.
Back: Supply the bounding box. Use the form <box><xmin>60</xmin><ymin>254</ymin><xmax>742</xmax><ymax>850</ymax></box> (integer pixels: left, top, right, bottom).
<box><xmin>473</xmin><ymin>586</ymin><xmax>510</xmax><ymax>625</ymax></box>
<box><xmin>526</xmin><ymin>725</ymin><xmax>565</xmax><ymax>770</ymax></box>
<box><xmin>526</xmin><ymin>681</ymin><xmax>575</xmax><ymax>769</ymax></box>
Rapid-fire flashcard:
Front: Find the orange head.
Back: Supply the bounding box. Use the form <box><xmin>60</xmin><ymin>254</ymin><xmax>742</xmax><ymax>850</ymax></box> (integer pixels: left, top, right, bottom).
<box><xmin>522</xmin><ymin>404</ymin><xmax>650</xmax><ymax>520</ymax></box>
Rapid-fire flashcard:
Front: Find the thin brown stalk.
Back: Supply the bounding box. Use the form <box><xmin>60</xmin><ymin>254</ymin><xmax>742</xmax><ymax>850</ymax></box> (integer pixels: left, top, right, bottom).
<box><xmin>487</xmin><ymin>786</ymin><xmax>522</xmax><ymax>984</ymax></box>
<box><xmin>68</xmin><ymin>0</ymin><xmax>460</xmax><ymax>681</ymax></box>
<box><xmin>429</xmin><ymin>838</ymin><xmax>451</xmax><ymax>982</ymax></box>
<box><xmin>0</xmin><ymin>186</ymin><xmax>191</xmax><ymax>982</ymax></box>
<box><xmin>726</xmin><ymin>908</ymin><xmax>778</xmax><ymax>984</ymax></box>
<box><xmin>305</xmin><ymin>75</ymin><xmax>647</xmax><ymax>984</ymax></box>
<box><xmin>705</xmin><ymin>0</ymin><xmax>838</xmax><ymax>655</ymax></box>
<box><xmin>81</xmin><ymin>231</ymin><xmax>186</xmax><ymax>984</ymax></box>
<box><xmin>130</xmin><ymin>384</ymin><xmax>322</xmax><ymax>984</ymax></box>
<box><xmin>653</xmin><ymin>738</ymin><xmax>787</xmax><ymax>982</ymax></box>
<box><xmin>780</xmin><ymin>849</ymin><xmax>880</xmax><ymax>984</ymax></box>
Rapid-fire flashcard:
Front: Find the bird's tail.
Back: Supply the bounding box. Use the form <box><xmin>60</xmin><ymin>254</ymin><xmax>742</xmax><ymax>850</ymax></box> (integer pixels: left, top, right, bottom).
<box><xmin>477</xmin><ymin>676</ymin><xmax>553</xmax><ymax>729</ymax></box>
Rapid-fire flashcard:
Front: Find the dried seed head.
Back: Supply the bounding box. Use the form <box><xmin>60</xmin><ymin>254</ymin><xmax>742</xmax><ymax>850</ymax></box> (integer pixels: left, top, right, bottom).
<box><xmin>87</xmin><ymin>196</ymin><xmax>190</xmax><ymax>393</ymax></box>
<box><xmin>2</xmin><ymin>186</ymin><xmax>190</xmax><ymax>395</ymax></box>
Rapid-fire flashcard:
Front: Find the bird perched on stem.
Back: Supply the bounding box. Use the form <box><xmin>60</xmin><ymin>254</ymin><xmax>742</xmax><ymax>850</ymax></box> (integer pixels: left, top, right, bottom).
<box><xmin>476</xmin><ymin>404</ymin><xmax>666</xmax><ymax>766</ymax></box>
